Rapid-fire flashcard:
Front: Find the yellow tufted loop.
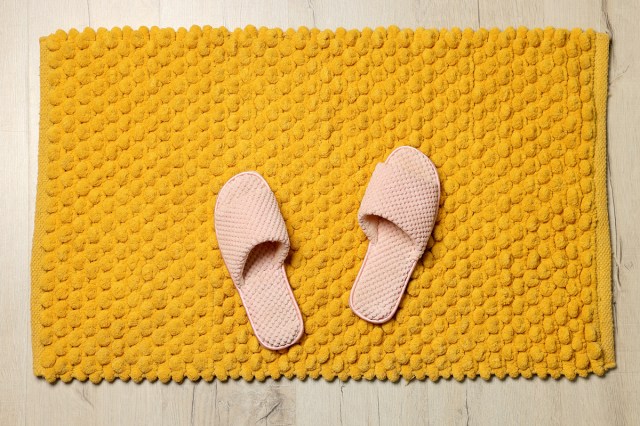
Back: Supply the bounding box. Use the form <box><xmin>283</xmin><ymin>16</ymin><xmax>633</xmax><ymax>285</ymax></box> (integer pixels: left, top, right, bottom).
<box><xmin>32</xmin><ymin>26</ymin><xmax>614</xmax><ymax>383</ymax></box>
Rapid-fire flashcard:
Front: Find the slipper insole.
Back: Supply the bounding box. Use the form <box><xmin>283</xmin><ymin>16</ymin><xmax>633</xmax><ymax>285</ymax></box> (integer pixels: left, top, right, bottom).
<box><xmin>239</xmin><ymin>242</ymin><xmax>302</xmax><ymax>349</ymax></box>
<box><xmin>350</xmin><ymin>219</ymin><xmax>417</xmax><ymax>322</ymax></box>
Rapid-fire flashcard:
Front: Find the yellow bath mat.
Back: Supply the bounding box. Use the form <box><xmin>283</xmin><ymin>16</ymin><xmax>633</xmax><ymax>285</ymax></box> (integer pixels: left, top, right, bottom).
<box><xmin>32</xmin><ymin>26</ymin><xmax>614</xmax><ymax>382</ymax></box>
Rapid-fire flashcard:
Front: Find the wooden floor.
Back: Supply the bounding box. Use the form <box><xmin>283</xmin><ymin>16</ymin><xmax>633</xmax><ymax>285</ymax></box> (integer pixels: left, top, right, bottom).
<box><xmin>1</xmin><ymin>0</ymin><xmax>639</xmax><ymax>424</ymax></box>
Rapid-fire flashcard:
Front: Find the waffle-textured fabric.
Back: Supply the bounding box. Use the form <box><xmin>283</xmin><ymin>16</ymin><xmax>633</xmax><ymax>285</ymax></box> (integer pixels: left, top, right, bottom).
<box><xmin>351</xmin><ymin>147</ymin><xmax>440</xmax><ymax>323</ymax></box>
<box><xmin>32</xmin><ymin>26</ymin><xmax>614</xmax><ymax>383</ymax></box>
<box><xmin>214</xmin><ymin>172</ymin><xmax>303</xmax><ymax>349</ymax></box>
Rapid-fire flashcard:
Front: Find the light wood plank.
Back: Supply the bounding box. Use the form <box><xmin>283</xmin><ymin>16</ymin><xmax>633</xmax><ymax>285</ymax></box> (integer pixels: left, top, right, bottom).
<box><xmin>377</xmin><ymin>381</ymin><xmax>431</xmax><ymax>426</ymax></box>
<box><xmin>419</xmin><ymin>0</ymin><xmax>479</xmax><ymax>29</ymax></box>
<box><xmin>480</xmin><ymin>0</ymin><xmax>545</xmax><ymax>28</ymax></box>
<box><xmin>295</xmin><ymin>381</ymin><xmax>342</xmax><ymax>426</ymax></box>
<box><xmin>213</xmin><ymin>381</ymin><xmax>296</xmax><ymax>425</ymax></box>
<box><xmin>160</xmin><ymin>0</ymin><xmax>225</xmax><ymax>28</ymax></box>
<box><xmin>161</xmin><ymin>382</ymin><xmax>199</xmax><ymax>426</ymax></box>
<box><xmin>0</xmin><ymin>0</ymin><xmax>31</xmax><ymax>424</ymax></box>
<box><xmin>543</xmin><ymin>0</ymin><xmax>605</xmax><ymax>30</ymax></box>
<box><xmin>86</xmin><ymin>0</ymin><xmax>160</xmax><ymax>29</ymax></box>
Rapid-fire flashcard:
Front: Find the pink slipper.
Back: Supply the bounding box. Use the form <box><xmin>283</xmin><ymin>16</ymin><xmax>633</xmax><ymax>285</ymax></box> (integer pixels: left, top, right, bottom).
<box><xmin>214</xmin><ymin>172</ymin><xmax>304</xmax><ymax>350</ymax></box>
<box><xmin>349</xmin><ymin>147</ymin><xmax>441</xmax><ymax>324</ymax></box>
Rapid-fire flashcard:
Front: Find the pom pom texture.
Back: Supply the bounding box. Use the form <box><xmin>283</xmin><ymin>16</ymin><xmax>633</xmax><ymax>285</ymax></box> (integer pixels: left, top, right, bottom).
<box><xmin>32</xmin><ymin>26</ymin><xmax>614</xmax><ymax>382</ymax></box>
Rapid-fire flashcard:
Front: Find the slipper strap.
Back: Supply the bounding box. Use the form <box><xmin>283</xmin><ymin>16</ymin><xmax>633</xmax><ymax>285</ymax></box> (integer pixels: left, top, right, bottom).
<box><xmin>358</xmin><ymin>162</ymin><xmax>439</xmax><ymax>250</ymax></box>
<box><xmin>215</xmin><ymin>179</ymin><xmax>290</xmax><ymax>284</ymax></box>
